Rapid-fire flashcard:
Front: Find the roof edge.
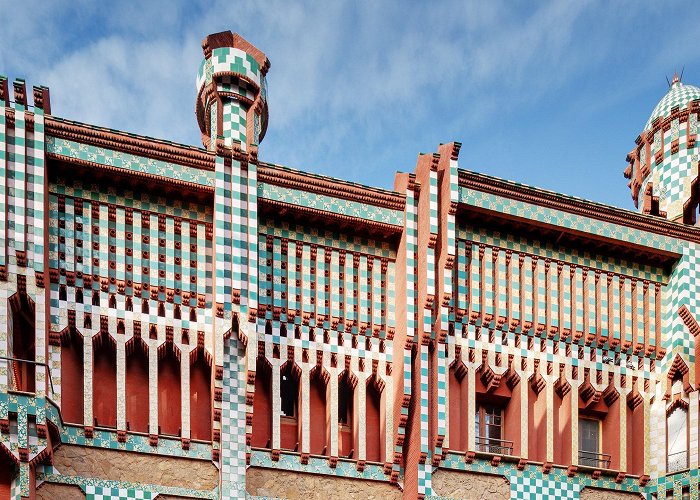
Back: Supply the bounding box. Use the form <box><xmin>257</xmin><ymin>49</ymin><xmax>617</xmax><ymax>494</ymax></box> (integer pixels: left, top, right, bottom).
<box><xmin>458</xmin><ymin>168</ymin><xmax>700</xmax><ymax>246</ymax></box>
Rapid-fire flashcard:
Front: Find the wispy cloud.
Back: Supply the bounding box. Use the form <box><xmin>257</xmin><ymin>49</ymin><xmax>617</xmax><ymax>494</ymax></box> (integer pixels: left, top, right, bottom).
<box><xmin>2</xmin><ymin>0</ymin><xmax>700</xmax><ymax>207</ymax></box>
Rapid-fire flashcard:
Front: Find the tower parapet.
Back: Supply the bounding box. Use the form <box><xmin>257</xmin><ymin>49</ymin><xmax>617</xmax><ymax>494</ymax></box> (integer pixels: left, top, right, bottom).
<box><xmin>196</xmin><ymin>31</ymin><xmax>270</xmax><ymax>152</ymax></box>
<box><xmin>625</xmin><ymin>74</ymin><xmax>700</xmax><ymax>223</ymax></box>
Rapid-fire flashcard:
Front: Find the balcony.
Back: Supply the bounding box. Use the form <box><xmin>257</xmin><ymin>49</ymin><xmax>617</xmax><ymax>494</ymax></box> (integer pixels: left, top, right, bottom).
<box><xmin>578</xmin><ymin>450</ymin><xmax>611</xmax><ymax>469</ymax></box>
<box><xmin>0</xmin><ymin>355</ymin><xmax>55</xmax><ymax>395</ymax></box>
<box><xmin>474</xmin><ymin>436</ymin><xmax>513</xmax><ymax>456</ymax></box>
<box><xmin>667</xmin><ymin>450</ymin><xmax>688</xmax><ymax>473</ymax></box>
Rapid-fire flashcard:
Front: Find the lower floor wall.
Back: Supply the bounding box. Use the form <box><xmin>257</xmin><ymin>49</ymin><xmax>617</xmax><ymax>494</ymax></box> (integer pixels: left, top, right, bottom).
<box><xmin>431</xmin><ymin>470</ymin><xmax>510</xmax><ymax>499</ymax></box>
<box><xmin>428</xmin><ymin>470</ymin><xmax>641</xmax><ymax>499</ymax></box>
<box><xmin>32</xmin><ymin>444</ymin><xmax>219</xmax><ymax>499</ymax></box>
<box><xmin>51</xmin><ymin>445</ymin><xmax>219</xmax><ymax>490</ymax></box>
<box><xmin>36</xmin><ymin>483</ymin><xmax>85</xmax><ymax>499</ymax></box>
<box><xmin>579</xmin><ymin>488</ymin><xmax>641</xmax><ymax>500</ymax></box>
<box><xmin>246</xmin><ymin>467</ymin><xmax>402</xmax><ymax>499</ymax></box>
<box><xmin>428</xmin><ymin>460</ymin><xmax>647</xmax><ymax>500</ymax></box>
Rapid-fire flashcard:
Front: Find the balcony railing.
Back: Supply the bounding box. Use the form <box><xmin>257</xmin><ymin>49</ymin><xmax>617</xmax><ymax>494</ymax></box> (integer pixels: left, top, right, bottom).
<box><xmin>474</xmin><ymin>436</ymin><xmax>513</xmax><ymax>456</ymax></box>
<box><xmin>578</xmin><ymin>450</ymin><xmax>611</xmax><ymax>469</ymax></box>
<box><xmin>0</xmin><ymin>356</ymin><xmax>55</xmax><ymax>396</ymax></box>
<box><xmin>667</xmin><ymin>450</ymin><xmax>689</xmax><ymax>473</ymax></box>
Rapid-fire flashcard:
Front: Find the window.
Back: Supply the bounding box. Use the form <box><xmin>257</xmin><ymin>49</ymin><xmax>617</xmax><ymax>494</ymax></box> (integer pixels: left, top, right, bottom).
<box><xmin>338</xmin><ymin>374</ymin><xmax>353</xmax><ymax>425</ymax></box>
<box><xmin>280</xmin><ymin>369</ymin><xmax>298</xmax><ymax>418</ymax></box>
<box><xmin>475</xmin><ymin>404</ymin><xmax>510</xmax><ymax>454</ymax></box>
<box><xmin>667</xmin><ymin>405</ymin><xmax>689</xmax><ymax>472</ymax></box>
<box><xmin>578</xmin><ymin>418</ymin><xmax>609</xmax><ymax>468</ymax></box>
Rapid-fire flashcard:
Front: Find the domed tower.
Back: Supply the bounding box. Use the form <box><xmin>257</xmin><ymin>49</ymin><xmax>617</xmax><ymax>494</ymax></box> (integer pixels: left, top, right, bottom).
<box><xmin>196</xmin><ymin>31</ymin><xmax>270</xmax><ymax>152</ymax></box>
<box><xmin>625</xmin><ymin>74</ymin><xmax>700</xmax><ymax>223</ymax></box>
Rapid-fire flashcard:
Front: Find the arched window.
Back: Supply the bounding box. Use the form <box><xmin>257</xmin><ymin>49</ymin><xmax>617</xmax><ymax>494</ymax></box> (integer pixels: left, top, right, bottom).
<box><xmin>667</xmin><ymin>403</ymin><xmax>689</xmax><ymax>472</ymax></box>
<box><xmin>280</xmin><ymin>362</ymin><xmax>300</xmax><ymax>451</ymax></box>
<box><xmin>338</xmin><ymin>371</ymin><xmax>355</xmax><ymax>458</ymax></box>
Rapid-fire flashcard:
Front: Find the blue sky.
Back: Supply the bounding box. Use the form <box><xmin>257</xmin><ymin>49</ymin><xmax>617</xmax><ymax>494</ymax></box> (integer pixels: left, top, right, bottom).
<box><xmin>2</xmin><ymin>1</ymin><xmax>700</xmax><ymax>210</ymax></box>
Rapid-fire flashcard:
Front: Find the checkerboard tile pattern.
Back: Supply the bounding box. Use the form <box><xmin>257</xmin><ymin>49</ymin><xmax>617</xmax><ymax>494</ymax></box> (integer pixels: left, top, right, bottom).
<box><xmin>84</xmin><ymin>485</ymin><xmax>153</xmax><ymax>500</ymax></box>
<box><xmin>219</xmin><ymin>336</ymin><xmax>247</xmax><ymax>499</ymax></box>
<box><xmin>509</xmin><ymin>474</ymin><xmax>580</xmax><ymax>500</ymax></box>
<box><xmin>645</xmin><ymin>82</ymin><xmax>700</xmax><ymax>130</ymax></box>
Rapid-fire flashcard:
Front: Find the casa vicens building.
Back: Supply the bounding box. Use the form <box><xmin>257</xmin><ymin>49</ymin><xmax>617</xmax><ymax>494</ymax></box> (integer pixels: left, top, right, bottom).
<box><xmin>0</xmin><ymin>31</ymin><xmax>700</xmax><ymax>499</ymax></box>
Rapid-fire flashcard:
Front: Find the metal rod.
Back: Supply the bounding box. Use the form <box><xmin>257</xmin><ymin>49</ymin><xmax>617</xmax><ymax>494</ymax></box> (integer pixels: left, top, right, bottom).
<box><xmin>0</xmin><ymin>355</ymin><xmax>55</xmax><ymax>395</ymax></box>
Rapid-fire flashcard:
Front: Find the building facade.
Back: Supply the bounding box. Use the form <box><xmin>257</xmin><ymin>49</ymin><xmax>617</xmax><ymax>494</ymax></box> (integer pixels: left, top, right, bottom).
<box><xmin>0</xmin><ymin>31</ymin><xmax>699</xmax><ymax>499</ymax></box>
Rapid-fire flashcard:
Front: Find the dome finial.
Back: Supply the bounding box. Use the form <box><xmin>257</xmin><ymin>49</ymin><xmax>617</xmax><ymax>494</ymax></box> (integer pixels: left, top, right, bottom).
<box><xmin>669</xmin><ymin>67</ymin><xmax>684</xmax><ymax>87</ymax></box>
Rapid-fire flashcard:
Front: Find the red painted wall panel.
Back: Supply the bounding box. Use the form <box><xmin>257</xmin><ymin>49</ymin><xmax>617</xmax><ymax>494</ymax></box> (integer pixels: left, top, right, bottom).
<box><xmin>11</xmin><ymin>302</ymin><xmax>35</xmax><ymax>393</ymax></box>
<box><xmin>158</xmin><ymin>348</ymin><xmax>181</xmax><ymax>436</ymax></box>
<box><xmin>309</xmin><ymin>370</ymin><xmax>328</xmax><ymax>455</ymax></box>
<box><xmin>448</xmin><ymin>366</ymin><xmax>468</xmax><ymax>452</ymax></box>
<box><xmin>251</xmin><ymin>359</ymin><xmax>272</xmax><ymax>448</ymax></box>
<box><xmin>126</xmin><ymin>343</ymin><xmax>149</xmax><ymax>433</ymax></box>
<box><xmin>60</xmin><ymin>334</ymin><xmax>84</xmax><ymax>424</ymax></box>
<box><xmin>366</xmin><ymin>379</ymin><xmax>382</xmax><ymax>463</ymax></box>
<box><xmin>93</xmin><ymin>340</ymin><xmax>117</xmax><ymax>428</ymax></box>
<box><xmin>190</xmin><ymin>355</ymin><xmax>212</xmax><ymax>441</ymax></box>
<box><xmin>0</xmin><ymin>451</ymin><xmax>14</xmax><ymax>500</ymax></box>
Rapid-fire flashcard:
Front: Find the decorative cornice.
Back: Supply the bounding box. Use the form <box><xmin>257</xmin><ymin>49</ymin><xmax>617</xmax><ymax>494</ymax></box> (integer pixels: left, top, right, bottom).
<box><xmin>458</xmin><ymin>168</ymin><xmax>700</xmax><ymax>247</ymax></box>
<box><xmin>259</xmin><ymin>198</ymin><xmax>402</xmax><ymax>234</ymax></box>
<box><xmin>258</xmin><ymin>163</ymin><xmax>405</xmax><ymax>211</ymax></box>
<box><xmin>47</xmin><ymin>153</ymin><xmax>214</xmax><ymax>193</ymax></box>
<box><xmin>45</xmin><ymin>116</ymin><xmax>216</xmax><ymax>171</ymax></box>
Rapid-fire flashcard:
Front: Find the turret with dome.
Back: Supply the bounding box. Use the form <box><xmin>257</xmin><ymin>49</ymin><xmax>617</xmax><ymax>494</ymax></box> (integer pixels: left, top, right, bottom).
<box><xmin>625</xmin><ymin>73</ymin><xmax>700</xmax><ymax>223</ymax></box>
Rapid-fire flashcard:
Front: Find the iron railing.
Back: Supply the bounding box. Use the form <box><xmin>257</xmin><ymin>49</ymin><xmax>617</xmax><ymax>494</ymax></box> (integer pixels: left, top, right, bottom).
<box><xmin>667</xmin><ymin>450</ymin><xmax>688</xmax><ymax>473</ymax></box>
<box><xmin>578</xmin><ymin>450</ymin><xmax>611</xmax><ymax>469</ymax></box>
<box><xmin>0</xmin><ymin>355</ymin><xmax>55</xmax><ymax>396</ymax></box>
<box><xmin>474</xmin><ymin>436</ymin><xmax>513</xmax><ymax>455</ymax></box>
